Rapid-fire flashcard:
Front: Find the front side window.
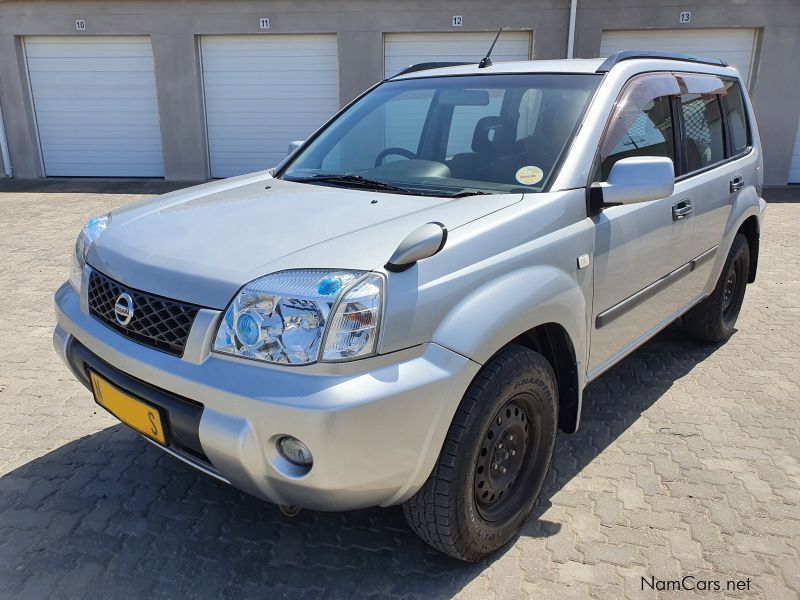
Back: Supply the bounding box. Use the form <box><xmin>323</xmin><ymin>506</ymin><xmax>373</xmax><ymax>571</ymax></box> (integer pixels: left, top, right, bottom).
<box><xmin>280</xmin><ymin>73</ymin><xmax>601</xmax><ymax>196</ymax></box>
<box><xmin>680</xmin><ymin>93</ymin><xmax>725</xmax><ymax>172</ymax></box>
<box><xmin>596</xmin><ymin>73</ymin><xmax>680</xmax><ymax>181</ymax></box>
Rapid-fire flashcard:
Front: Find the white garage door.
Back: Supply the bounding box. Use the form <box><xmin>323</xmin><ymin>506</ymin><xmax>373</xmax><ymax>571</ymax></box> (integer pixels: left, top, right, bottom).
<box><xmin>599</xmin><ymin>29</ymin><xmax>756</xmax><ymax>86</ymax></box>
<box><xmin>384</xmin><ymin>32</ymin><xmax>531</xmax><ymax>78</ymax></box>
<box><xmin>790</xmin><ymin>118</ymin><xmax>800</xmax><ymax>184</ymax></box>
<box><xmin>201</xmin><ymin>35</ymin><xmax>338</xmax><ymax>178</ymax></box>
<box><xmin>25</xmin><ymin>36</ymin><xmax>164</xmax><ymax>177</ymax></box>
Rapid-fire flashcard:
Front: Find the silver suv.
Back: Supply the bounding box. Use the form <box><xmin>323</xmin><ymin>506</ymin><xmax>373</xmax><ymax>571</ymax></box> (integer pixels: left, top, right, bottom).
<box><xmin>54</xmin><ymin>51</ymin><xmax>765</xmax><ymax>561</ymax></box>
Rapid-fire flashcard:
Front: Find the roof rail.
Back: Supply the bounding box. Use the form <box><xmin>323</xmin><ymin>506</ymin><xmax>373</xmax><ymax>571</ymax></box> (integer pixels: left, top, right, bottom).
<box><xmin>596</xmin><ymin>50</ymin><xmax>727</xmax><ymax>73</ymax></box>
<box><xmin>390</xmin><ymin>61</ymin><xmax>473</xmax><ymax>78</ymax></box>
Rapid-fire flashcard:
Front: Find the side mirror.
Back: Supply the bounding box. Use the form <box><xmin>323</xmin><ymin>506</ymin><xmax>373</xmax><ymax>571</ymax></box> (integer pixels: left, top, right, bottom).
<box><xmin>385</xmin><ymin>222</ymin><xmax>448</xmax><ymax>272</ymax></box>
<box><xmin>287</xmin><ymin>140</ymin><xmax>305</xmax><ymax>156</ymax></box>
<box><xmin>594</xmin><ymin>156</ymin><xmax>674</xmax><ymax>208</ymax></box>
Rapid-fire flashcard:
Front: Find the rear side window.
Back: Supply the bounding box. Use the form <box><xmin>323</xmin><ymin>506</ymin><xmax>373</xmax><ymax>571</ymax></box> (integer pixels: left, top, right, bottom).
<box><xmin>722</xmin><ymin>79</ymin><xmax>750</xmax><ymax>155</ymax></box>
<box><xmin>679</xmin><ymin>93</ymin><xmax>725</xmax><ymax>172</ymax></box>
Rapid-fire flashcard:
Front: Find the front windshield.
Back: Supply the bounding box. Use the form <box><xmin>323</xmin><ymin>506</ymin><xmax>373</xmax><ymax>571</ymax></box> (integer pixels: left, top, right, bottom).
<box><xmin>279</xmin><ymin>73</ymin><xmax>600</xmax><ymax>196</ymax></box>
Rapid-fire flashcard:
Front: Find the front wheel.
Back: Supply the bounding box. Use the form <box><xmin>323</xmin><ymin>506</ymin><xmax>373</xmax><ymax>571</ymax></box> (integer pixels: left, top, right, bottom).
<box><xmin>683</xmin><ymin>233</ymin><xmax>750</xmax><ymax>343</ymax></box>
<box><xmin>402</xmin><ymin>345</ymin><xmax>558</xmax><ymax>562</ymax></box>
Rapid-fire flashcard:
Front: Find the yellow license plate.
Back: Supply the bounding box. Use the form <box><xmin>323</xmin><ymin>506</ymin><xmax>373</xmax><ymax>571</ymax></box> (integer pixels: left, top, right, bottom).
<box><xmin>90</xmin><ymin>372</ymin><xmax>167</xmax><ymax>445</ymax></box>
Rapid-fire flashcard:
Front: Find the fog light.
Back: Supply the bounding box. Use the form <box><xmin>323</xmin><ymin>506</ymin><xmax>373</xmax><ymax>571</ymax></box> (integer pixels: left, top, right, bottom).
<box><xmin>278</xmin><ymin>436</ymin><xmax>313</xmax><ymax>466</ymax></box>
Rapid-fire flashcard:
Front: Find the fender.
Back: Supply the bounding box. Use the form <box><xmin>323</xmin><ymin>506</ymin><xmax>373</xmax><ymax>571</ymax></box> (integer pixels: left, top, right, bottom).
<box><xmin>388</xmin><ymin>265</ymin><xmax>589</xmax><ymax>502</ymax></box>
<box><xmin>432</xmin><ymin>265</ymin><xmax>588</xmax><ymax>370</ymax></box>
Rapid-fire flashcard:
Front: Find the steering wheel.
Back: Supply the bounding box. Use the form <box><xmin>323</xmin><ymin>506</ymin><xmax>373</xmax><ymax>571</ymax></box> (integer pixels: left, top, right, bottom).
<box><xmin>375</xmin><ymin>147</ymin><xmax>417</xmax><ymax>166</ymax></box>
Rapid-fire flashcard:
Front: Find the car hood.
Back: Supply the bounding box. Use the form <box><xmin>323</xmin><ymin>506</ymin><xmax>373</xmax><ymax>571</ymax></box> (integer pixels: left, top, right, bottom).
<box><xmin>88</xmin><ymin>171</ymin><xmax>522</xmax><ymax>308</ymax></box>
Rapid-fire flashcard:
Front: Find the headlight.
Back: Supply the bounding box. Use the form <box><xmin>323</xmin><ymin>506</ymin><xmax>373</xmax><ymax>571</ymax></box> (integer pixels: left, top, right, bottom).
<box><xmin>69</xmin><ymin>214</ymin><xmax>110</xmax><ymax>293</ymax></box>
<box><xmin>213</xmin><ymin>270</ymin><xmax>383</xmax><ymax>365</ymax></box>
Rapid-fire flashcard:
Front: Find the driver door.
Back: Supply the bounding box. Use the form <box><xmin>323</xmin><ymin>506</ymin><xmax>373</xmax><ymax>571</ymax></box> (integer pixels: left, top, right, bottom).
<box><xmin>588</xmin><ymin>73</ymin><xmax>696</xmax><ymax>377</ymax></box>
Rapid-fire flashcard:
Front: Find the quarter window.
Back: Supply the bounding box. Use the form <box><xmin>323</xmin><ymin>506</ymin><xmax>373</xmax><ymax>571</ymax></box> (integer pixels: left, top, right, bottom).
<box><xmin>679</xmin><ymin>93</ymin><xmax>725</xmax><ymax>172</ymax></box>
<box><xmin>721</xmin><ymin>79</ymin><xmax>750</xmax><ymax>155</ymax></box>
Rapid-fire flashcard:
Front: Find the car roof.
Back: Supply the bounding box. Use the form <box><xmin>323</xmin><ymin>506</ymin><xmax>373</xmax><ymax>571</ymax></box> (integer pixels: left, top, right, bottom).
<box><xmin>389</xmin><ymin>59</ymin><xmax>607</xmax><ymax>80</ymax></box>
<box><xmin>387</xmin><ymin>55</ymin><xmax>736</xmax><ymax>81</ymax></box>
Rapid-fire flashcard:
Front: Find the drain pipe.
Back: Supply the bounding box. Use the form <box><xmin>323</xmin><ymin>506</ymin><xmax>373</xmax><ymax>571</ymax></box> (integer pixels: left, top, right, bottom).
<box><xmin>0</xmin><ymin>102</ymin><xmax>11</xmax><ymax>177</ymax></box>
<box><xmin>567</xmin><ymin>0</ymin><xmax>578</xmax><ymax>59</ymax></box>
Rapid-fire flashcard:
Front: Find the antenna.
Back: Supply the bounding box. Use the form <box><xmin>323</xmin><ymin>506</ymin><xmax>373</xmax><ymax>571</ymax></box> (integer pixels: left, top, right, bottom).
<box><xmin>478</xmin><ymin>28</ymin><xmax>504</xmax><ymax>69</ymax></box>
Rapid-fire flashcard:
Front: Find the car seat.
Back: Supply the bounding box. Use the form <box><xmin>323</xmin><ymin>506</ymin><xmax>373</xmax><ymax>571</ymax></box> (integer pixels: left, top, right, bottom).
<box><xmin>448</xmin><ymin>116</ymin><xmax>515</xmax><ymax>181</ymax></box>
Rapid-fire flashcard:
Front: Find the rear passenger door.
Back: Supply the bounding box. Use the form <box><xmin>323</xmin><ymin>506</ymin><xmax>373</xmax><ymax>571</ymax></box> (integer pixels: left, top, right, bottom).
<box><xmin>673</xmin><ymin>75</ymin><xmax>754</xmax><ymax>289</ymax></box>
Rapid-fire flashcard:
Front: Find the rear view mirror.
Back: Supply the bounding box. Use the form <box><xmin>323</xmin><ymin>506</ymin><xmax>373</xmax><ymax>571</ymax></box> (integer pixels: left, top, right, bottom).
<box><xmin>596</xmin><ymin>156</ymin><xmax>674</xmax><ymax>207</ymax></box>
<box><xmin>438</xmin><ymin>89</ymin><xmax>490</xmax><ymax>106</ymax></box>
<box><xmin>287</xmin><ymin>140</ymin><xmax>305</xmax><ymax>156</ymax></box>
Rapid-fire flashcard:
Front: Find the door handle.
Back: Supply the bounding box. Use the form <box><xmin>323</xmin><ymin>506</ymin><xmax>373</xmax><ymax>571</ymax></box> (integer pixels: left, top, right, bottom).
<box><xmin>730</xmin><ymin>175</ymin><xmax>744</xmax><ymax>192</ymax></box>
<box><xmin>672</xmin><ymin>199</ymin><xmax>693</xmax><ymax>221</ymax></box>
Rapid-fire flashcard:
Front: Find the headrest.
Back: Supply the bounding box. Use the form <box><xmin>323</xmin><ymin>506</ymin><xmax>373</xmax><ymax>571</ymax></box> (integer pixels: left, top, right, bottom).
<box><xmin>472</xmin><ymin>116</ymin><xmax>507</xmax><ymax>154</ymax></box>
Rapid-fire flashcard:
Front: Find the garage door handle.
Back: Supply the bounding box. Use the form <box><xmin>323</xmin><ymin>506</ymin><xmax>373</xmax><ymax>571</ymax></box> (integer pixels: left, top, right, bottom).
<box><xmin>672</xmin><ymin>199</ymin><xmax>693</xmax><ymax>221</ymax></box>
<box><xmin>730</xmin><ymin>175</ymin><xmax>744</xmax><ymax>192</ymax></box>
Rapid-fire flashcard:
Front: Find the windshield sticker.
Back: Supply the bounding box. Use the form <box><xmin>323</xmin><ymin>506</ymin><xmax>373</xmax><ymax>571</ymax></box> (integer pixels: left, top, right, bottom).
<box><xmin>515</xmin><ymin>166</ymin><xmax>544</xmax><ymax>186</ymax></box>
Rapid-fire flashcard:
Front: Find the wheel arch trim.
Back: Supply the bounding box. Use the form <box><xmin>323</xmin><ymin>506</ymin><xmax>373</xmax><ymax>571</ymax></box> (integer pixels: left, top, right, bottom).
<box><xmin>736</xmin><ymin>214</ymin><xmax>760</xmax><ymax>283</ymax></box>
<box><xmin>431</xmin><ymin>266</ymin><xmax>588</xmax><ymax>435</ymax></box>
<box><xmin>712</xmin><ymin>200</ymin><xmax>763</xmax><ymax>294</ymax></box>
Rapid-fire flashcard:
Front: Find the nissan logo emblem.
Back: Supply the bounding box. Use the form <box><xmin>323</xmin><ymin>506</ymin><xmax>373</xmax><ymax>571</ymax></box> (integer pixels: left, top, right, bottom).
<box><xmin>113</xmin><ymin>292</ymin><xmax>135</xmax><ymax>326</ymax></box>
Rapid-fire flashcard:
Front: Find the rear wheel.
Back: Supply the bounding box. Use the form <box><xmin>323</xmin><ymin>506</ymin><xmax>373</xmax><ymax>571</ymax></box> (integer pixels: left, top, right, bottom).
<box><xmin>683</xmin><ymin>233</ymin><xmax>750</xmax><ymax>343</ymax></box>
<box><xmin>402</xmin><ymin>345</ymin><xmax>558</xmax><ymax>562</ymax></box>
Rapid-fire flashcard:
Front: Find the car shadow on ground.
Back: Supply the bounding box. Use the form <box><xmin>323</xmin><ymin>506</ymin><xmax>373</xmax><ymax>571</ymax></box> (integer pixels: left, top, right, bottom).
<box><xmin>0</xmin><ymin>324</ymin><xmax>721</xmax><ymax>599</ymax></box>
<box><xmin>526</xmin><ymin>323</ymin><xmax>721</xmax><ymax>528</ymax></box>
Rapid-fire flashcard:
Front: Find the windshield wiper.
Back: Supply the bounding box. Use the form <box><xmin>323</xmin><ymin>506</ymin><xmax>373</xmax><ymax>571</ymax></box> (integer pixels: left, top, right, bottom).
<box><xmin>447</xmin><ymin>190</ymin><xmax>495</xmax><ymax>198</ymax></box>
<box><xmin>288</xmin><ymin>174</ymin><xmax>413</xmax><ymax>194</ymax></box>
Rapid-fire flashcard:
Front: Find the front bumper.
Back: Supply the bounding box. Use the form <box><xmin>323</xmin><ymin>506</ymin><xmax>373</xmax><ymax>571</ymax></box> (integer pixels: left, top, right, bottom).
<box><xmin>54</xmin><ymin>281</ymin><xmax>479</xmax><ymax>511</ymax></box>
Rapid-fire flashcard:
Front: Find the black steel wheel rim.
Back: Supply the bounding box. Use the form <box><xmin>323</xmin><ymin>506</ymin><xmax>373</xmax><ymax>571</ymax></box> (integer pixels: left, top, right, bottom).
<box><xmin>474</xmin><ymin>397</ymin><xmax>536</xmax><ymax>522</ymax></box>
<box><xmin>723</xmin><ymin>268</ymin><xmax>737</xmax><ymax>311</ymax></box>
<box><xmin>723</xmin><ymin>254</ymin><xmax>745</xmax><ymax>318</ymax></box>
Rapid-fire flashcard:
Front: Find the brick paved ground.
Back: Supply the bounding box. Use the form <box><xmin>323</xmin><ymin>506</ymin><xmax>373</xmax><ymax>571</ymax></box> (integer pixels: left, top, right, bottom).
<box><xmin>0</xmin><ymin>188</ymin><xmax>798</xmax><ymax>599</ymax></box>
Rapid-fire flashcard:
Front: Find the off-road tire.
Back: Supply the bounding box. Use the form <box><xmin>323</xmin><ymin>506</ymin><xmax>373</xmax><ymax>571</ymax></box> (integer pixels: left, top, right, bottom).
<box><xmin>684</xmin><ymin>233</ymin><xmax>750</xmax><ymax>343</ymax></box>
<box><xmin>402</xmin><ymin>345</ymin><xmax>558</xmax><ymax>562</ymax></box>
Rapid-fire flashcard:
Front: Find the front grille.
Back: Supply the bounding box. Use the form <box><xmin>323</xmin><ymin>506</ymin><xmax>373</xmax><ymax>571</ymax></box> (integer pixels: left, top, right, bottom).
<box><xmin>88</xmin><ymin>270</ymin><xmax>200</xmax><ymax>357</ymax></box>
